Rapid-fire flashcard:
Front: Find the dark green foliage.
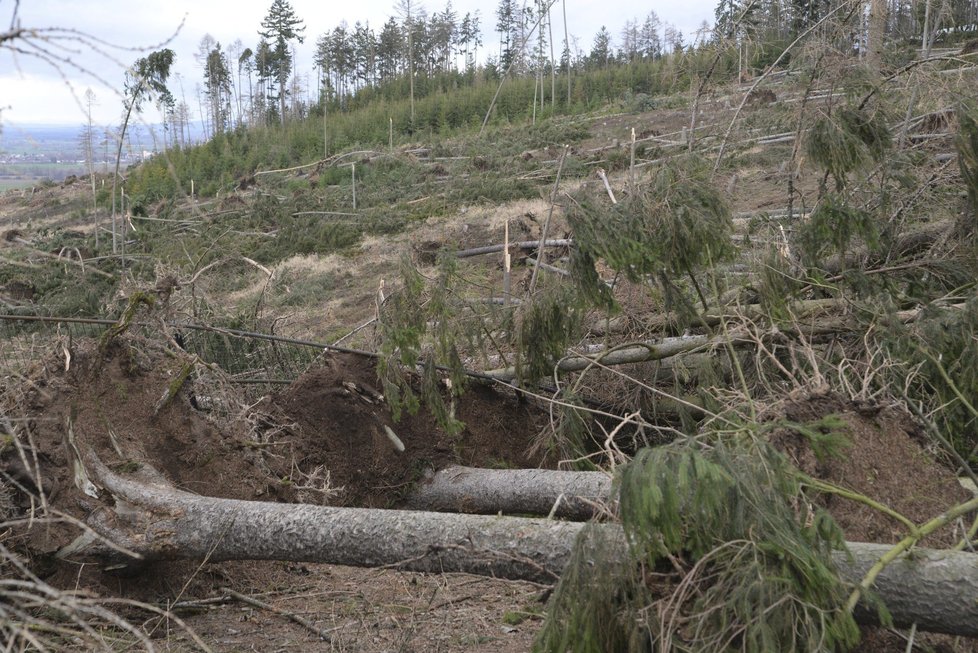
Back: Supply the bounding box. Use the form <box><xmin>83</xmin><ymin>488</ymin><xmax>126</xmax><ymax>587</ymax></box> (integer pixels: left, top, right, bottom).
<box><xmin>534</xmin><ymin>525</ymin><xmax>644</xmax><ymax>652</ymax></box>
<box><xmin>957</xmin><ymin>103</ymin><xmax>978</xmax><ymax>219</ymax></box>
<box><xmin>515</xmin><ymin>287</ymin><xmax>584</xmax><ymax>383</ymax></box>
<box><xmin>378</xmin><ymin>259</ymin><xmax>427</xmax><ymax>422</ymax></box>
<box><xmin>125</xmin><ymin>49</ymin><xmax>176</xmax><ymax>113</ymax></box>
<box><xmin>569</xmin><ymin>248</ymin><xmax>616</xmax><ymax>312</ymax></box>
<box><xmin>251</xmin><ymin>216</ymin><xmax>360</xmax><ymax>263</ymax></box>
<box><xmin>378</xmin><ymin>255</ymin><xmax>467</xmax><ymax>434</ymax></box>
<box><xmin>795</xmin><ymin>193</ymin><xmax>879</xmax><ymax>267</ymax></box>
<box><xmin>888</xmin><ymin>295</ymin><xmax>978</xmax><ymax>463</ymax></box>
<box><xmin>37</xmin><ymin>275</ymin><xmax>116</xmax><ymax>317</ymax></box>
<box><xmin>624</xmin><ymin>91</ymin><xmax>657</xmax><ymax>113</ymax></box>
<box><xmin>538</xmin><ymin>433</ymin><xmax>860</xmax><ymax>652</ymax></box>
<box><xmin>805</xmin><ymin>106</ymin><xmax>891</xmax><ymax>189</ymax></box>
<box><xmin>0</xmin><ymin>228</ymin><xmax>118</xmax><ymax>316</ymax></box>
<box><xmin>785</xmin><ymin>415</ymin><xmax>852</xmax><ymax>464</ymax></box>
<box><xmin>568</xmin><ymin>158</ymin><xmax>733</xmax><ymax>283</ymax></box>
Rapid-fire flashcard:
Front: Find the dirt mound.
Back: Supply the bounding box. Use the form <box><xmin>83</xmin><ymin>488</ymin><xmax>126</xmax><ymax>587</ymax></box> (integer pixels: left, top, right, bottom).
<box><xmin>2</xmin><ymin>336</ymin><xmax>269</xmax><ymax>519</ymax></box>
<box><xmin>3</xmin><ymin>335</ymin><xmax>976</xmax><ymax>651</ymax></box>
<box><xmin>4</xmin><ymin>333</ymin><xmax>547</xmax><ymax>517</ymax></box>
<box><xmin>768</xmin><ymin>393</ymin><xmax>978</xmax><ymax>652</ymax></box>
<box><xmin>0</xmin><ymin>333</ymin><xmax>548</xmax><ymax>651</ymax></box>
<box><xmin>260</xmin><ymin>351</ymin><xmax>547</xmax><ymax>508</ymax></box>
<box><xmin>771</xmin><ymin>392</ymin><xmax>973</xmax><ymax>547</ymax></box>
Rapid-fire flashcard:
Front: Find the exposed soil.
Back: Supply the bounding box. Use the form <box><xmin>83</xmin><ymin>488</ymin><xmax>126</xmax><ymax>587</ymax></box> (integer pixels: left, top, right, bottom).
<box><xmin>3</xmin><ymin>331</ymin><xmax>976</xmax><ymax>651</ymax></box>
<box><xmin>257</xmin><ymin>352</ymin><xmax>547</xmax><ymax>509</ymax></box>
<box><xmin>1</xmin><ymin>329</ymin><xmax>549</xmax><ymax>650</ymax></box>
<box><xmin>770</xmin><ymin>392</ymin><xmax>973</xmax><ymax>548</ymax></box>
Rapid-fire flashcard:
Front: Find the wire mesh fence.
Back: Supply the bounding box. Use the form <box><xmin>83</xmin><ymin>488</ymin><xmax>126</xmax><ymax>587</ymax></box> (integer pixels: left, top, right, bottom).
<box><xmin>0</xmin><ymin>313</ymin><xmax>364</xmax><ymax>396</ymax></box>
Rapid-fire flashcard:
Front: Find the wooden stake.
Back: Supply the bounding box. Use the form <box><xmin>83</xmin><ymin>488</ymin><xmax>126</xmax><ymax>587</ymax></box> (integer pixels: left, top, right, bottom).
<box><xmin>629</xmin><ymin>128</ymin><xmax>636</xmax><ymax>194</ymax></box>
<box><xmin>502</xmin><ymin>221</ymin><xmax>512</xmax><ymax>306</ymax></box>
<box><xmin>351</xmin><ymin>163</ymin><xmax>357</xmax><ymax>211</ymax></box>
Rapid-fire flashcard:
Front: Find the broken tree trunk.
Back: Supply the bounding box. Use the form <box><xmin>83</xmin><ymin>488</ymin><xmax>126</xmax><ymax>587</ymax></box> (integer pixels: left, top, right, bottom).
<box><xmin>67</xmin><ymin>460</ymin><xmax>978</xmax><ymax>636</ymax></box>
<box><xmin>403</xmin><ymin>465</ymin><xmax>614</xmax><ymax>520</ymax></box>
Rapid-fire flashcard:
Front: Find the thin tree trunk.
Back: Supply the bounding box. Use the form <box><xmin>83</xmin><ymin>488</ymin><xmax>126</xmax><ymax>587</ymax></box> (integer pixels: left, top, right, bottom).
<box><xmin>866</xmin><ymin>0</ymin><xmax>887</xmax><ymax>73</ymax></box>
<box><xmin>85</xmin><ymin>97</ymin><xmax>99</xmax><ymax>251</ymax></box>
<box><xmin>563</xmin><ymin>0</ymin><xmax>570</xmax><ymax>107</ymax></box>
<box><xmin>548</xmin><ymin>1</ymin><xmax>556</xmax><ymax>112</ymax></box>
<box><xmin>111</xmin><ymin>97</ymin><xmax>139</xmax><ymax>255</ymax></box>
<box><xmin>68</xmin><ymin>460</ymin><xmax>978</xmax><ymax>637</ymax></box>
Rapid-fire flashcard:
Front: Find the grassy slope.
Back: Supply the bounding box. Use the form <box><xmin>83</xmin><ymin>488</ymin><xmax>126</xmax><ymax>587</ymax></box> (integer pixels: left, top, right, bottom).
<box><xmin>0</xmin><ymin>46</ymin><xmax>968</xmax><ymax>347</ymax></box>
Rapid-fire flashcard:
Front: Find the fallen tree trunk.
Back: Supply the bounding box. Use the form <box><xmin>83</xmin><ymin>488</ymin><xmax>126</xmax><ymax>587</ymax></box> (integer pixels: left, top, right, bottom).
<box><xmin>482</xmin><ymin>334</ymin><xmax>714</xmax><ymax>381</ymax></box>
<box><xmin>455</xmin><ymin>239</ymin><xmax>574</xmax><ymax>259</ymax></box>
<box><xmin>483</xmin><ymin>298</ymin><xmax>952</xmax><ymax>381</ymax></box>
<box><xmin>403</xmin><ymin>465</ymin><xmax>614</xmax><ymax>519</ymax></box>
<box><xmin>66</xmin><ymin>460</ymin><xmax>978</xmax><ymax>636</ymax></box>
<box><xmin>822</xmin><ymin>220</ymin><xmax>951</xmax><ymax>275</ymax></box>
<box><xmin>648</xmin><ymin>299</ymin><xmax>938</xmax><ymax>338</ymax></box>
<box><xmin>71</xmin><ymin>461</ymin><xmax>584</xmax><ymax>584</ymax></box>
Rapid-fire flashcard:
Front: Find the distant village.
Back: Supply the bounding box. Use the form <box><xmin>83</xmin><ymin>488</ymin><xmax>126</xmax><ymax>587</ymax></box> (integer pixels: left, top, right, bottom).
<box><xmin>0</xmin><ymin>124</ymin><xmax>161</xmax><ymax>186</ymax></box>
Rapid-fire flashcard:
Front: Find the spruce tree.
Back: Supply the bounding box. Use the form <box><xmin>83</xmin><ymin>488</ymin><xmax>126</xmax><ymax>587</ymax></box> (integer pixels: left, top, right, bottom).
<box><xmin>258</xmin><ymin>0</ymin><xmax>306</xmax><ymax>124</ymax></box>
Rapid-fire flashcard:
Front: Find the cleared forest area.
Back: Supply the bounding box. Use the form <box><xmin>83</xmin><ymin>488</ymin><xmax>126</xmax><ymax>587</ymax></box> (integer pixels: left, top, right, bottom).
<box><xmin>4</xmin><ymin>1</ymin><xmax>978</xmax><ymax>650</ymax></box>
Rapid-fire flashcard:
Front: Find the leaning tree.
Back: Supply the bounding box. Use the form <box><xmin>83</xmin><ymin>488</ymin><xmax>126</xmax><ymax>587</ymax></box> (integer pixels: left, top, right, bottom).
<box><xmin>111</xmin><ymin>48</ymin><xmax>175</xmax><ymax>253</ymax></box>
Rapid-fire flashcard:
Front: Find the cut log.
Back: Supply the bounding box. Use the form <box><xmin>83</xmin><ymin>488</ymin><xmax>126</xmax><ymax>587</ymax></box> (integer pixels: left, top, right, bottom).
<box><xmin>66</xmin><ymin>460</ymin><xmax>978</xmax><ymax>636</ymax></box>
<box><xmin>403</xmin><ymin>465</ymin><xmax>614</xmax><ymax>520</ymax></box>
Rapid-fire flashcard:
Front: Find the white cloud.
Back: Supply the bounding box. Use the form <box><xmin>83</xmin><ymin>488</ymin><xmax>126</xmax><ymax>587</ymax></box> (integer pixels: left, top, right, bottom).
<box><xmin>1</xmin><ymin>73</ymin><xmax>120</xmax><ymax>126</ymax></box>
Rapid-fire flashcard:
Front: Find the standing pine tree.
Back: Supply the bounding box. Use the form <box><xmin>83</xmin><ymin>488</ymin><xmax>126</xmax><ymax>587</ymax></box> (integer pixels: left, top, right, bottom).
<box><xmin>589</xmin><ymin>26</ymin><xmax>612</xmax><ymax>68</ymax></box>
<box><xmin>203</xmin><ymin>43</ymin><xmax>233</xmax><ymax>134</ymax></box>
<box><xmin>395</xmin><ymin>0</ymin><xmax>422</xmax><ymax>126</ymax></box>
<box><xmin>376</xmin><ymin>17</ymin><xmax>403</xmax><ymax>83</ymax></box>
<box><xmin>495</xmin><ymin>0</ymin><xmax>517</xmax><ymax>70</ymax></box>
<box><xmin>258</xmin><ymin>0</ymin><xmax>306</xmax><ymax>124</ymax></box>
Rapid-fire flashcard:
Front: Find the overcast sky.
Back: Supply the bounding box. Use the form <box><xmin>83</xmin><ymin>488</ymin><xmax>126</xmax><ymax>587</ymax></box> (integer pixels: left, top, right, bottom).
<box><xmin>1</xmin><ymin>0</ymin><xmax>716</xmax><ymax>129</ymax></box>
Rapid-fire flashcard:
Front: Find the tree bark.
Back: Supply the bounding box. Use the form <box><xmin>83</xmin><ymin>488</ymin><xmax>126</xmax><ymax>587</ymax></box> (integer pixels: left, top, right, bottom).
<box><xmin>865</xmin><ymin>0</ymin><xmax>887</xmax><ymax>73</ymax></box>
<box><xmin>70</xmin><ymin>460</ymin><xmax>585</xmax><ymax>584</ymax></box>
<box><xmin>403</xmin><ymin>465</ymin><xmax>614</xmax><ymax>520</ymax></box>
<box><xmin>67</xmin><ymin>460</ymin><xmax>978</xmax><ymax>637</ymax></box>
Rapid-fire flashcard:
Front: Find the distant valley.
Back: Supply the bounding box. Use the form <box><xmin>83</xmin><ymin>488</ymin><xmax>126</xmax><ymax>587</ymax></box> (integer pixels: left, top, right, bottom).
<box><xmin>0</xmin><ymin>122</ymin><xmax>192</xmax><ymax>190</ymax></box>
